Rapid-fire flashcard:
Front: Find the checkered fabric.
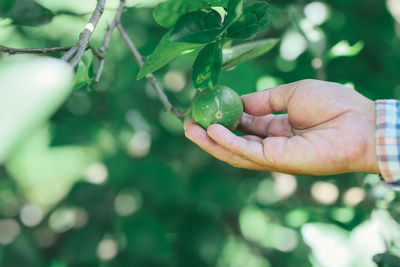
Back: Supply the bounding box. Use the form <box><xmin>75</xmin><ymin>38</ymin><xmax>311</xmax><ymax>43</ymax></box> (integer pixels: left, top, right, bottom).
<box><xmin>376</xmin><ymin>100</ymin><xmax>400</xmax><ymax>190</ymax></box>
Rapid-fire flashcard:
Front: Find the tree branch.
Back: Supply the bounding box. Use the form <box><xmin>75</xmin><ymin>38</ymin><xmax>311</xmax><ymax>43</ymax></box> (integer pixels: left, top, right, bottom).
<box><xmin>0</xmin><ymin>45</ymin><xmax>77</xmax><ymax>55</ymax></box>
<box><xmin>62</xmin><ymin>0</ymin><xmax>106</xmax><ymax>68</ymax></box>
<box><xmin>95</xmin><ymin>0</ymin><xmax>125</xmax><ymax>82</ymax></box>
<box><xmin>116</xmin><ymin>22</ymin><xmax>185</xmax><ymax>120</ymax></box>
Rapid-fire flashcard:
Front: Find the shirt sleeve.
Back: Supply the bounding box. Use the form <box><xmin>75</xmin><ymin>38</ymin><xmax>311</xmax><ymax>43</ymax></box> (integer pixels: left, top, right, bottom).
<box><xmin>375</xmin><ymin>100</ymin><xmax>400</xmax><ymax>190</ymax></box>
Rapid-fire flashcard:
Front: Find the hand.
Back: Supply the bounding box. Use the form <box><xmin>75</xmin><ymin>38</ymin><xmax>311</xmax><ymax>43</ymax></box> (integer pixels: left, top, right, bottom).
<box><xmin>184</xmin><ymin>79</ymin><xmax>379</xmax><ymax>175</ymax></box>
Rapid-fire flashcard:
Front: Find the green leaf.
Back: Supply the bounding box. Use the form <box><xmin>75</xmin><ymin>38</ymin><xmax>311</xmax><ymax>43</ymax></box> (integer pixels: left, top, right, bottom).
<box><xmin>244</xmin><ymin>1</ymin><xmax>271</xmax><ymax>29</ymax></box>
<box><xmin>373</xmin><ymin>252</ymin><xmax>400</xmax><ymax>266</ymax></box>
<box><xmin>223</xmin><ymin>0</ymin><xmax>245</xmax><ymax>29</ymax></box>
<box><xmin>192</xmin><ymin>42</ymin><xmax>223</xmax><ymax>89</ymax></box>
<box><xmin>170</xmin><ymin>9</ymin><xmax>223</xmax><ymax>44</ymax></box>
<box><xmin>4</xmin><ymin>0</ymin><xmax>54</xmax><ymax>26</ymax></box>
<box><xmin>5</xmin><ymin>127</ymin><xmax>98</xmax><ymax>210</ymax></box>
<box><xmin>227</xmin><ymin>1</ymin><xmax>271</xmax><ymax>40</ymax></box>
<box><xmin>0</xmin><ymin>55</ymin><xmax>74</xmax><ymax>163</ymax></box>
<box><xmin>202</xmin><ymin>0</ymin><xmax>229</xmax><ymax>6</ymax></box>
<box><xmin>137</xmin><ymin>32</ymin><xmax>203</xmax><ymax>80</ymax></box>
<box><xmin>227</xmin><ymin>13</ymin><xmax>258</xmax><ymax>39</ymax></box>
<box><xmin>153</xmin><ymin>0</ymin><xmax>207</xmax><ymax>28</ymax></box>
<box><xmin>73</xmin><ymin>50</ymin><xmax>93</xmax><ymax>91</ymax></box>
<box><xmin>0</xmin><ymin>0</ymin><xmax>14</xmax><ymax>17</ymax></box>
<box><xmin>222</xmin><ymin>38</ymin><xmax>278</xmax><ymax>70</ymax></box>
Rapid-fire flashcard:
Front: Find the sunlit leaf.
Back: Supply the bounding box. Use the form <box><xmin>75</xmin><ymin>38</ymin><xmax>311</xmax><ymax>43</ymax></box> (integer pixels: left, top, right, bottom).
<box><xmin>326</xmin><ymin>40</ymin><xmax>364</xmax><ymax>60</ymax></box>
<box><xmin>153</xmin><ymin>0</ymin><xmax>207</xmax><ymax>28</ymax></box>
<box><xmin>3</xmin><ymin>0</ymin><xmax>54</xmax><ymax>26</ymax></box>
<box><xmin>0</xmin><ymin>55</ymin><xmax>73</xmax><ymax>163</ymax></box>
<box><xmin>222</xmin><ymin>38</ymin><xmax>278</xmax><ymax>70</ymax></box>
<box><xmin>5</xmin><ymin>127</ymin><xmax>97</xmax><ymax>210</ymax></box>
<box><xmin>126</xmin><ymin>0</ymin><xmax>164</xmax><ymax>7</ymax></box>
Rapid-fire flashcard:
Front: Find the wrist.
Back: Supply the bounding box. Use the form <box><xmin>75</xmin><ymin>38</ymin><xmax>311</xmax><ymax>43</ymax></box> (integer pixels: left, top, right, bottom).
<box><xmin>352</xmin><ymin>99</ymin><xmax>380</xmax><ymax>173</ymax></box>
<box><xmin>365</xmin><ymin>100</ymin><xmax>380</xmax><ymax>173</ymax></box>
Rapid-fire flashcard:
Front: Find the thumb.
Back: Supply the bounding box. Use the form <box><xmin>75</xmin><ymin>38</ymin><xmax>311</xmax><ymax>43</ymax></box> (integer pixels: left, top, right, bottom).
<box><xmin>241</xmin><ymin>80</ymin><xmax>312</xmax><ymax>116</ymax></box>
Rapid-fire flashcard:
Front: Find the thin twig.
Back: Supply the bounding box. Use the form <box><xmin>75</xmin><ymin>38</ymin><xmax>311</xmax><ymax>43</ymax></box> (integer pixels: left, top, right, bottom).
<box><xmin>0</xmin><ymin>45</ymin><xmax>76</xmax><ymax>55</ymax></box>
<box><xmin>88</xmin><ymin>44</ymin><xmax>103</xmax><ymax>59</ymax></box>
<box><xmin>61</xmin><ymin>46</ymin><xmax>78</xmax><ymax>61</ymax></box>
<box><xmin>62</xmin><ymin>0</ymin><xmax>106</xmax><ymax>68</ymax></box>
<box><xmin>116</xmin><ymin>22</ymin><xmax>185</xmax><ymax>120</ymax></box>
<box><xmin>95</xmin><ymin>0</ymin><xmax>125</xmax><ymax>82</ymax></box>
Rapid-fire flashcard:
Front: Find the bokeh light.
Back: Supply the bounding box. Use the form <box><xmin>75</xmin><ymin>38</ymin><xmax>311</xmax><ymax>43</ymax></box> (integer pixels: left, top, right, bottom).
<box><xmin>114</xmin><ymin>189</ymin><xmax>142</xmax><ymax>216</ymax></box>
<box><xmin>343</xmin><ymin>187</ymin><xmax>366</xmax><ymax>206</ymax></box>
<box><xmin>97</xmin><ymin>238</ymin><xmax>118</xmax><ymax>260</ymax></box>
<box><xmin>127</xmin><ymin>130</ymin><xmax>151</xmax><ymax>158</ymax></box>
<box><xmin>49</xmin><ymin>207</ymin><xmax>88</xmax><ymax>233</ymax></box>
<box><xmin>330</xmin><ymin>207</ymin><xmax>355</xmax><ymax>224</ymax></box>
<box><xmin>272</xmin><ymin>172</ymin><xmax>297</xmax><ymax>199</ymax></box>
<box><xmin>311</xmin><ymin>181</ymin><xmax>339</xmax><ymax>205</ymax></box>
<box><xmin>85</xmin><ymin>163</ymin><xmax>109</xmax><ymax>184</ymax></box>
<box><xmin>279</xmin><ymin>30</ymin><xmax>307</xmax><ymax>61</ymax></box>
<box><xmin>0</xmin><ymin>219</ymin><xmax>20</xmax><ymax>245</ymax></box>
<box><xmin>163</xmin><ymin>70</ymin><xmax>186</xmax><ymax>92</ymax></box>
<box><xmin>304</xmin><ymin>2</ymin><xmax>329</xmax><ymax>26</ymax></box>
<box><xmin>20</xmin><ymin>204</ymin><xmax>43</xmax><ymax>227</ymax></box>
<box><xmin>239</xmin><ymin>206</ymin><xmax>299</xmax><ymax>252</ymax></box>
<box><xmin>256</xmin><ymin>76</ymin><xmax>283</xmax><ymax>91</ymax></box>
<box><xmin>285</xmin><ymin>209</ymin><xmax>310</xmax><ymax>228</ymax></box>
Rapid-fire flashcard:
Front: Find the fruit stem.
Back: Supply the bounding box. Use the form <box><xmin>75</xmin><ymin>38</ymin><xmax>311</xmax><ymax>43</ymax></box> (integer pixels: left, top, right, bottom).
<box><xmin>183</xmin><ymin>90</ymin><xmax>200</xmax><ymax>117</ymax></box>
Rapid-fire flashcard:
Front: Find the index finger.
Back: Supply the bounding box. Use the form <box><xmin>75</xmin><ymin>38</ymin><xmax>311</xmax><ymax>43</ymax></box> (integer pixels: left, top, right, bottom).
<box><xmin>241</xmin><ymin>80</ymin><xmax>310</xmax><ymax>116</ymax></box>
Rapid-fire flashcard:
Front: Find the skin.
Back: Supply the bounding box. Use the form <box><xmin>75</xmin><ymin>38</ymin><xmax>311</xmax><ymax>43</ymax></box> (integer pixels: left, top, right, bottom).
<box><xmin>184</xmin><ymin>79</ymin><xmax>380</xmax><ymax>175</ymax></box>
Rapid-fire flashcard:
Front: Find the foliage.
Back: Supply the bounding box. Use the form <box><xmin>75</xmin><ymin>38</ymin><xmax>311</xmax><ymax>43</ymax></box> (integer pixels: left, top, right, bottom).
<box><xmin>0</xmin><ymin>0</ymin><xmax>400</xmax><ymax>267</ymax></box>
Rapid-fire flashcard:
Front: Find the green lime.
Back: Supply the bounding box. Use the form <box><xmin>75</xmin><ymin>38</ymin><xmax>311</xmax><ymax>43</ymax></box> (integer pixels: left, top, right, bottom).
<box><xmin>192</xmin><ymin>85</ymin><xmax>243</xmax><ymax>130</ymax></box>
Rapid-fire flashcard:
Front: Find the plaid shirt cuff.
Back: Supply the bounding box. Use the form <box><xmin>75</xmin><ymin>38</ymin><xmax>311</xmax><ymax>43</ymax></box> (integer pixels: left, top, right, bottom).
<box><xmin>376</xmin><ymin>100</ymin><xmax>400</xmax><ymax>190</ymax></box>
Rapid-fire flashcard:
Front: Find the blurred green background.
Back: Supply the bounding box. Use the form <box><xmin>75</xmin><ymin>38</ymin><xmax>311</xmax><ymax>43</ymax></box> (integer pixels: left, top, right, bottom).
<box><xmin>1</xmin><ymin>0</ymin><xmax>400</xmax><ymax>266</ymax></box>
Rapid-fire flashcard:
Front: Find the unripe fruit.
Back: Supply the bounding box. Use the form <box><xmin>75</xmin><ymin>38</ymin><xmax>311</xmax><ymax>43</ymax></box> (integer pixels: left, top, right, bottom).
<box><xmin>192</xmin><ymin>85</ymin><xmax>243</xmax><ymax>130</ymax></box>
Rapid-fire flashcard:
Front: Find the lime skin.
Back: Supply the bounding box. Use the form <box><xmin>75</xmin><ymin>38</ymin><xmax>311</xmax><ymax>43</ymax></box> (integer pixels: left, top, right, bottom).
<box><xmin>192</xmin><ymin>85</ymin><xmax>243</xmax><ymax>131</ymax></box>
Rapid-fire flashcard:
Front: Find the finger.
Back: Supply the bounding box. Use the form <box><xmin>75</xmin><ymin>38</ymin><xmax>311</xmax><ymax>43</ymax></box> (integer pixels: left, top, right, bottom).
<box><xmin>238</xmin><ymin>112</ymin><xmax>294</xmax><ymax>138</ymax></box>
<box><xmin>207</xmin><ymin>124</ymin><xmax>267</xmax><ymax>166</ymax></box>
<box><xmin>240</xmin><ymin>80</ymin><xmax>311</xmax><ymax>116</ymax></box>
<box><xmin>184</xmin><ymin>120</ymin><xmax>269</xmax><ymax>170</ymax></box>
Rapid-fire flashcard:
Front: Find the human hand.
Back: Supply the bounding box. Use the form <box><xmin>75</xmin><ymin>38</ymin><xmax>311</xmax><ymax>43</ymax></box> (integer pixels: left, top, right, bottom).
<box><xmin>184</xmin><ymin>79</ymin><xmax>379</xmax><ymax>175</ymax></box>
